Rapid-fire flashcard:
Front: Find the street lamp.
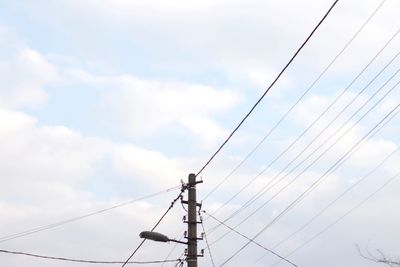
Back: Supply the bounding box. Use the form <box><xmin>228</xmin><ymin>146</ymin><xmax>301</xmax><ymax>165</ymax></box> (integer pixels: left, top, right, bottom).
<box><xmin>139</xmin><ymin>231</ymin><xmax>187</xmax><ymax>245</ymax></box>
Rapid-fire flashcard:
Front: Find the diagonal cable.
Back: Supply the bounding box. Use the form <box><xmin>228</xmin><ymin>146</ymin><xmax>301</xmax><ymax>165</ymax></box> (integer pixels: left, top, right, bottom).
<box><xmin>250</xmin><ymin>147</ymin><xmax>400</xmax><ymax>266</ymax></box>
<box><xmin>200</xmin><ymin>217</ymin><xmax>216</xmax><ymax>267</ymax></box>
<box><xmin>219</xmin><ymin>99</ymin><xmax>400</xmax><ymax>266</ymax></box>
<box><xmin>0</xmin><ymin>185</ymin><xmax>180</xmax><ymax>243</ymax></box>
<box><xmin>0</xmin><ymin>249</ymin><xmax>180</xmax><ymax>264</ymax></box>
<box><xmin>202</xmin><ymin>0</ymin><xmax>387</xmax><ymax>203</ymax></box>
<box><xmin>204</xmin><ymin>211</ymin><xmax>297</xmax><ymax>267</ymax></box>
<box><xmin>120</xmin><ymin>186</ymin><xmax>186</xmax><ymax>267</ymax></box>
<box><xmin>208</xmin><ymin>19</ymin><xmax>400</xmax><ymax>225</ymax></box>
<box><xmin>209</xmin><ymin>59</ymin><xmax>400</xmax><ymax>242</ymax></box>
<box><xmin>270</xmin><ymin>170</ymin><xmax>400</xmax><ymax>267</ymax></box>
<box><xmin>196</xmin><ymin>0</ymin><xmax>340</xmax><ymax>178</ymax></box>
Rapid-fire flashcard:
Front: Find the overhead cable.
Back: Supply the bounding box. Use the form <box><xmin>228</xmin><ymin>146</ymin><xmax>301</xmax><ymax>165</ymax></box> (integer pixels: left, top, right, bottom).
<box><xmin>229</xmin><ymin>63</ymin><xmax>400</xmax><ymax>227</ymax></box>
<box><xmin>250</xmin><ymin>147</ymin><xmax>400</xmax><ymax>266</ymax></box>
<box><xmin>241</xmin><ymin>95</ymin><xmax>400</xmax><ymax>241</ymax></box>
<box><xmin>270</xmin><ymin>170</ymin><xmax>400</xmax><ymax>266</ymax></box>
<box><xmin>0</xmin><ymin>249</ymin><xmax>180</xmax><ymax>264</ymax></box>
<box><xmin>203</xmin><ymin>211</ymin><xmax>297</xmax><ymax>267</ymax></box>
<box><xmin>120</xmin><ymin>185</ymin><xmax>186</xmax><ymax>267</ymax></box>
<box><xmin>219</xmin><ymin>99</ymin><xmax>400</xmax><ymax>266</ymax></box>
<box><xmin>160</xmin><ymin>231</ymin><xmax>185</xmax><ymax>267</ymax></box>
<box><xmin>0</xmin><ymin>185</ymin><xmax>181</xmax><ymax>243</ymax></box>
<box><xmin>239</xmin><ymin>60</ymin><xmax>400</xmax><ymax>215</ymax></box>
<box><xmin>199</xmin><ymin>217</ymin><xmax>216</xmax><ymax>267</ymax></box>
<box><xmin>208</xmin><ymin>25</ymin><xmax>400</xmax><ymax>236</ymax></box>
<box><xmin>202</xmin><ymin>0</ymin><xmax>387</xmax><ymax>203</ymax></box>
<box><xmin>208</xmin><ymin>21</ymin><xmax>400</xmax><ymax>221</ymax></box>
<box><xmin>209</xmin><ymin>54</ymin><xmax>400</xmax><ymax>241</ymax></box>
<box><xmin>195</xmin><ymin>0</ymin><xmax>340</xmax><ymax>178</ymax></box>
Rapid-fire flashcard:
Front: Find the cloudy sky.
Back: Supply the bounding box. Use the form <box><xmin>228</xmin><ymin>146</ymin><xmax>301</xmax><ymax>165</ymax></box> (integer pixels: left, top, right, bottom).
<box><xmin>1</xmin><ymin>0</ymin><xmax>400</xmax><ymax>266</ymax></box>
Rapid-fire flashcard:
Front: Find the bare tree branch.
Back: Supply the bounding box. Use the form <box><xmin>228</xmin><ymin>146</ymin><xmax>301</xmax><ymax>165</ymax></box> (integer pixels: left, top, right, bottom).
<box><xmin>357</xmin><ymin>244</ymin><xmax>400</xmax><ymax>267</ymax></box>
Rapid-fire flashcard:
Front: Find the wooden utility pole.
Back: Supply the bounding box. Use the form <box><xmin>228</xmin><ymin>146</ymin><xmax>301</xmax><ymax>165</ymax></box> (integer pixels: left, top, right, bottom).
<box><xmin>187</xmin><ymin>173</ymin><xmax>197</xmax><ymax>267</ymax></box>
<box><xmin>185</xmin><ymin>173</ymin><xmax>200</xmax><ymax>267</ymax></box>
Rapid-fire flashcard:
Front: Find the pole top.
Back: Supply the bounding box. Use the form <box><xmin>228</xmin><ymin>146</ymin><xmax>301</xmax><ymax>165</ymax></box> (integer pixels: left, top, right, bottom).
<box><xmin>188</xmin><ymin>173</ymin><xmax>196</xmax><ymax>183</ymax></box>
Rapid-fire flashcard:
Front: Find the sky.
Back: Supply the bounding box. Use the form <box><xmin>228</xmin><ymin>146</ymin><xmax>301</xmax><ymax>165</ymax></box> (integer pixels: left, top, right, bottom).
<box><xmin>0</xmin><ymin>0</ymin><xmax>400</xmax><ymax>266</ymax></box>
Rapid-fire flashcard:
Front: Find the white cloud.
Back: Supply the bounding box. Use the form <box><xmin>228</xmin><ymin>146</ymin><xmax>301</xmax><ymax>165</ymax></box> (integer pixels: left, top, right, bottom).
<box><xmin>67</xmin><ymin>71</ymin><xmax>240</xmax><ymax>140</ymax></box>
<box><xmin>289</xmin><ymin>88</ymin><xmax>399</xmax><ymax>172</ymax></box>
<box><xmin>0</xmin><ymin>108</ymin><xmax>109</xmax><ymax>200</ymax></box>
<box><xmin>111</xmin><ymin>143</ymin><xmax>187</xmax><ymax>187</ymax></box>
<box><xmin>1</xmin><ymin>2</ymin><xmax>400</xmax><ymax>266</ymax></box>
<box><xmin>0</xmin><ymin>105</ymin><xmax>196</xmax><ymax>198</ymax></box>
<box><xmin>48</xmin><ymin>0</ymin><xmax>400</xmax><ymax>84</ymax></box>
<box><xmin>0</xmin><ymin>107</ymin><xmax>191</xmax><ymax>266</ymax></box>
<box><xmin>64</xmin><ymin>68</ymin><xmax>239</xmax><ymax>141</ymax></box>
<box><xmin>180</xmin><ymin>115</ymin><xmax>228</xmax><ymax>146</ymax></box>
<box><xmin>0</xmin><ymin>46</ymin><xmax>60</xmax><ymax>109</ymax></box>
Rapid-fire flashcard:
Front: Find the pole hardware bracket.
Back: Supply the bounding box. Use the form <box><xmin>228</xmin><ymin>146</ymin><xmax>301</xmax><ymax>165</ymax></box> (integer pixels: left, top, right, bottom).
<box><xmin>184</xmin><ymin>249</ymin><xmax>205</xmax><ymax>258</ymax></box>
<box><xmin>181</xmin><ymin>200</ymin><xmax>202</xmax><ymax>207</ymax></box>
<box><xmin>183</xmin><ymin>218</ymin><xmax>202</xmax><ymax>224</ymax></box>
<box><xmin>186</xmin><ymin>180</ymin><xmax>203</xmax><ymax>190</ymax></box>
<box><xmin>184</xmin><ymin>232</ymin><xmax>204</xmax><ymax>241</ymax></box>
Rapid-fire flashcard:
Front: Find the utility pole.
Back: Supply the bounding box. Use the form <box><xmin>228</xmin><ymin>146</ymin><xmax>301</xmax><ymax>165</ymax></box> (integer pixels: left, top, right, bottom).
<box><xmin>183</xmin><ymin>173</ymin><xmax>202</xmax><ymax>267</ymax></box>
<box><xmin>139</xmin><ymin>173</ymin><xmax>204</xmax><ymax>267</ymax></box>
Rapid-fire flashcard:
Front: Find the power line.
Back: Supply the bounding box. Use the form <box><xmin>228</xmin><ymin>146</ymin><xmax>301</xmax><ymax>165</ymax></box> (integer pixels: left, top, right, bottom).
<box><xmin>207</xmin><ymin>20</ymin><xmax>400</xmax><ymax>228</ymax></box>
<box><xmin>208</xmin><ymin>52</ymin><xmax>400</xmax><ymax>241</ymax></box>
<box><xmin>160</xmin><ymin>231</ymin><xmax>185</xmax><ymax>267</ymax></box>
<box><xmin>270</xmin><ymin>170</ymin><xmax>400</xmax><ymax>267</ymax></box>
<box><xmin>209</xmin><ymin>63</ymin><xmax>400</xmax><ymax>267</ymax></box>
<box><xmin>199</xmin><ymin>216</ymin><xmax>216</xmax><ymax>267</ymax></box>
<box><xmin>250</xmin><ymin>147</ymin><xmax>400</xmax><ymax>266</ymax></box>
<box><xmin>0</xmin><ymin>249</ymin><xmax>180</xmax><ymax>264</ymax></box>
<box><xmin>207</xmin><ymin>5</ymin><xmax>397</xmax><ymax>248</ymax></box>
<box><xmin>174</xmin><ymin>253</ymin><xmax>186</xmax><ymax>267</ymax></box>
<box><xmin>229</xmin><ymin>64</ymin><xmax>400</xmax><ymax>226</ymax></box>
<box><xmin>202</xmin><ymin>0</ymin><xmax>387</xmax><ymax>203</ymax></box>
<box><xmin>227</xmin><ymin>103</ymin><xmax>400</xmax><ymax>264</ymax></box>
<box><xmin>120</xmin><ymin>186</ymin><xmax>186</xmax><ymax>267</ymax></box>
<box><xmin>0</xmin><ymin>185</ymin><xmax>181</xmax><ymax>243</ymax></box>
<box><xmin>207</xmin><ymin>17</ymin><xmax>400</xmax><ymax>222</ymax></box>
<box><xmin>203</xmin><ymin>211</ymin><xmax>297</xmax><ymax>267</ymax></box>
<box><xmin>195</xmin><ymin>0</ymin><xmax>340</xmax><ymax>178</ymax></box>
<box><xmin>248</xmin><ymin>100</ymin><xmax>400</xmax><ymax>238</ymax></box>
<box><xmin>239</xmin><ymin>60</ymin><xmax>400</xmax><ymax>215</ymax></box>
<box><xmin>219</xmin><ymin>99</ymin><xmax>400</xmax><ymax>266</ymax></box>
<box><xmin>273</xmin><ymin>150</ymin><xmax>399</xmax><ymax>250</ymax></box>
